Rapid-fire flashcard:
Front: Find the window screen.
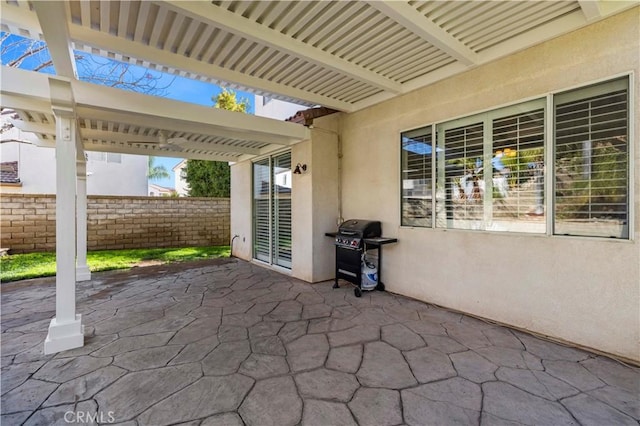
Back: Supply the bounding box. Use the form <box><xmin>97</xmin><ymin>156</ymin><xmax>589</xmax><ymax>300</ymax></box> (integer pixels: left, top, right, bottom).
<box><xmin>554</xmin><ymin>78</ymin><xmax>629</xmax><ymax>238</ymax></box>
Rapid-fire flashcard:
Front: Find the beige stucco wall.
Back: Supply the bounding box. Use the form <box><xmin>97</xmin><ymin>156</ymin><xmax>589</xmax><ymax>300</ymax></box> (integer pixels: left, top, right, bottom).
<box><xmin>231</xmin><ymin>114</ymin><xmax>339</xmax><ymax>282</ymax></box>
<box><xmin>339</xmin><ymin>8</ymin><xmax>640</xmax><ymax>361</ymax></box>
<box><xmin>292</xmin><ymin>115</ymin><xmax>340</xmax><ymax>282</ymax></box>
<box><xmin>230</xmin><ymin>160</ymin><xmax>253</xmax><ymax>260</ymax></box>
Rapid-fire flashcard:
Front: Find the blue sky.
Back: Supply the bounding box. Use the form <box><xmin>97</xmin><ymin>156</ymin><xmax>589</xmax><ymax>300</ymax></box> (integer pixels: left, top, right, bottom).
<box><xmin>1</xmin><ymin>32</ymin><xmax>255</xmax><ymax>189</ymax></box>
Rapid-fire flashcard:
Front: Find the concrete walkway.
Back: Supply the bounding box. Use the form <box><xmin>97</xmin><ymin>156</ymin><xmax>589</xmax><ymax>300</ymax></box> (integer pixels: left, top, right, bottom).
<box><xmin>2</xmin><ymin>259</ymin><xmax>638</xmax><ymax>425</ymax></box>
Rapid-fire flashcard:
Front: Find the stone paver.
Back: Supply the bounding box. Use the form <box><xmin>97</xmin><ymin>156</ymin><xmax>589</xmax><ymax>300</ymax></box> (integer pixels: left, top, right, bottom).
<box><xmin>482</xmin><ymin>382</ymin><xmax>577</xmax><ymax>425</ymax></box>
<box><xmin>450</xmin><ymin>350</ymin><xmax>498</xmax><ymax>383</ymax></box>
<box><xmin>402</xmin><ymin>377</ymin><xmax>482</xmax><ymax>425</ymax></box>
<box><xmin>239</xmin><ymin>376</ymin><xmax>302</xmax><ymax>426</ymax></box>
<box><xmin>137</xmin><ymin>375</ymin><xmax>254</xmax><ymax>426</ymax></box>
<box><xmin>2</xmin><ymin>259</ymin><xmax>638</xmax><ymax>425</ymax></box>
<box><xmin>294</xmin><ymin>368</ymin><xmax>359</xmax><ymax>402</ymax></box>
<box><xmin>286</xmin><ymin>334</ymin><xmax>329</xmax><ymax>372</ymax></box>
<box><xmin>303</xmin><ymin>400</ymin><xmax>357</xmax><ymax>426</ymax></box>
<box><xmin>326</xmin><ymin>344</ymin><xmax>362</xmax><ymax>373</ymax></box>
<box><xmin>405</xmin><ymin>346</ymin><xmax>457</xmax><ymax>383</ymax></box>
<box><xmin>93</xmin><ymin>363</ymin><xmax>202</xmax><ymax>422</ymax></box>
<box><xmin>348</xmin><ymin>387</ymin><xmax>402</xmax><ymax>426</ymax></box>
<box><xmin>357</xmin><ymin>341</ymin><xmax>417</xmax><ymax>388</ymax></box>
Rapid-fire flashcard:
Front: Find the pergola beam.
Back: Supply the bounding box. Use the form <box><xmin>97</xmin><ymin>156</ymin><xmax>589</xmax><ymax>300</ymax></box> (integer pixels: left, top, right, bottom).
<box><xmin>32</xmin><ymin>1</ymin><xmax>77</xmax><ymax>78</ymax></box>
<box><xmin>365</xmin><ymin>1</ymin><xmax>478</xmax><ymax>66</ymax></box>
<box><xmin>72</xmin><ymin>80</ymin><xmax>309</xmax><ymax>145</ymax></box>
<box><xmin>165</xmin><ymin>1</ymin><xmax>403</xmax><ymax>95</ymax></box>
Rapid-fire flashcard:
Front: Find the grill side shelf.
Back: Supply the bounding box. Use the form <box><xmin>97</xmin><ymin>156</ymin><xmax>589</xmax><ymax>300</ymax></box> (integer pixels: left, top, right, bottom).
<box><xmin>363</xmin><ymin>237</ymin><xmax>398</xmax><ymax>246</ymax></box>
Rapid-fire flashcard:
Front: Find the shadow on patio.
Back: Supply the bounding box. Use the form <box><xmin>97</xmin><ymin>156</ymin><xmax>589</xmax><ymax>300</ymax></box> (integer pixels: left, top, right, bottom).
<box><xmin>2</xmin><ymin>259</ymin><xmax>638</xmax><ymax>425</ymax></box>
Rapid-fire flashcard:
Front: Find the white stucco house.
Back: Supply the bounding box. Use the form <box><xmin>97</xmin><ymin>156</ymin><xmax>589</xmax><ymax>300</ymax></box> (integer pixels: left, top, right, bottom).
<box><xmin>0</xmin><ymin>128</ymin><xmax>148</xmax><ymax>195</ymax></box>
<box><xmin>0</xmin><ymin>1</ymin><xmax>637</xmax><ymax>364</ymax></box>
<box><xmin>254</xmin><ymin>95</ymin><xmax>305</xmax><ymax>121</ymax></box>
<box><xmin>147</xmin><ymin>182</ymin><xmax>175</xmax><ymax>197</ymax></box>
<box><xmin>172</xmin><ymin>159</ymin><xmax>189</xmax><ymax>196</ymax></box>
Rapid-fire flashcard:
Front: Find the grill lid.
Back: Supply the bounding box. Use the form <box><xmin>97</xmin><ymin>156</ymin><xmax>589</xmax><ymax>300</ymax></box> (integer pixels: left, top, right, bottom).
<box><xmin>338</xmin><ymin>219</ymin><xmax>381</xmax><ymax>238</ymax></box>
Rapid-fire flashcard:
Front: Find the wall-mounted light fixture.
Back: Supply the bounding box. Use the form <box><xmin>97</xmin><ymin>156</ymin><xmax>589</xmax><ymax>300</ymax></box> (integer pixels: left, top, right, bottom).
<box><xmin>293</xmin><ymin>163</ymin><xmax>307</xmax><ymax>174</ymax></box>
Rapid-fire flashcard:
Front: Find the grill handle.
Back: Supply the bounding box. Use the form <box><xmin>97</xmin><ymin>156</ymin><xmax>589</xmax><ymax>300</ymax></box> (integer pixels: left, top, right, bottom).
<box><xmin>340</xmin><ymin>231</ymin><xmax>358</xmax><ymax>236</ymax></box>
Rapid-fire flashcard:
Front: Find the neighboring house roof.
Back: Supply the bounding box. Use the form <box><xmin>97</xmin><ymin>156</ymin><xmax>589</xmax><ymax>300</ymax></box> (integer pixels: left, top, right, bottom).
<box><xmin>172</xmin><ymin>159</ymin><xmax>187</xmax><ymax>172</ymax></box>
<box><xmin>0</xmin><ymin>161</ymin><xmax>20</xmax><ymax>183</ymax></box>
<box><xmin>148</xmin><ymin>183</ymin><xmax>175</xmax><ymax>193</ymax></box>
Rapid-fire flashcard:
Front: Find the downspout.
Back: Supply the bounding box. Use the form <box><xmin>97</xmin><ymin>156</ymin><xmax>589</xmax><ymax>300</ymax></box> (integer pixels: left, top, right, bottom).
<box><xmin>337</xmin><ymin>133</ymin><xmax>344</xmax><ymax>226</ymax></box>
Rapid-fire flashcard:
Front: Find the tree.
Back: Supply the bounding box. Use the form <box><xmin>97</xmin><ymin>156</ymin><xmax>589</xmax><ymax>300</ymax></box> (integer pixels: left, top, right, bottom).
<box><xmin>1</xmin><ymin>32</ymin><xmax>174</xmax><ymax>96</ymax></box>
<box><xmin>147</xmin><ymin>157</ymin><xmax>170</xmax><ymax>181</ymax></box>
<box><xmin>184</xmin><ymin>89</ymin><xmax>249</xmax><ymax>197</ymax></box>
<box><xmin>184</xmin><ymin>160</ymin><xmax>230</xmax><ymax>198</ymax></box>
<box><xmin>213</xmin><ymin>88</ymin><xmax>250</xmax><ymax>112</ymax></box>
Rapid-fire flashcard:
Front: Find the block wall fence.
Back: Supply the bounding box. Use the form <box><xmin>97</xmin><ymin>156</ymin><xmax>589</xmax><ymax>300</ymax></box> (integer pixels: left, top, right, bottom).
<box><xmin>1</xmin><ymin>194</ymin><xmax>230</xmax><ymax>254</ymax></box>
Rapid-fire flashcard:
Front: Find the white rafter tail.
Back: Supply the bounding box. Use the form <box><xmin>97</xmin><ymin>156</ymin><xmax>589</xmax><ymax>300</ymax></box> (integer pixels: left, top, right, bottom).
<box><xmin>0</xmin><ymin>1</ymin><xmax>42</xmax><ymax>38</ymax></box>
<box><xmin>32</xmin><ymin>1</ymin><xmax>77</xmax><ymax>79</ymax></box>
<box><xmin>165</xmin><ymin>1</ymin><xmax>403</xmax><ymax>94</ymax></box>
<box><xmin>365</xmin><ymin>1</ymin><xmax>478</xmax><ymax>67</ymax></box>
<box><xmin>9</xmin><ymin>119</ymin><xmax>56</xmax><ymax>135</ymax></box>
<box><xmin>578</xmin><ymin>0</ymin><xmax>603</xmax><ymax>21</ymax></box>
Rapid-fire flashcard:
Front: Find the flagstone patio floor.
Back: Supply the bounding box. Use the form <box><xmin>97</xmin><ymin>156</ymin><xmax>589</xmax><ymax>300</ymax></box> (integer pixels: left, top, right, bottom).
<box><xmin>2</xmin><ymin>258</ymin><xmax>639</xmax><ymax>425</ymax></box>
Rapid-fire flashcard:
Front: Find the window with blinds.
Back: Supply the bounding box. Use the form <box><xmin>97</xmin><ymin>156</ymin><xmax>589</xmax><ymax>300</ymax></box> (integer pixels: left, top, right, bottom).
<box><xmin>431</xmin><ymin>99</ymin><xmax>546</xmax><ymax>232</ymax></box>
<box><xmin>253</xmin><ymin>159</ymin><xmax>271</xmax><ymax>263</ymax></box>
<box><xmin>492</xmin><ymin>108</ymin><xmax>545</xmax><ymax>233</ymax></box>
<box><xmin>436</xmin><ymin>122</ymin><xmax>484</xmax><ymax>230</ymax></box>
<box><xmin>400</xmin><ymin>76</ymin><xmax>631</xmax><ymax>238</ymax></box>
<box><xmin>252</xmin><ymin>152</ymin><xmax>292</xmax><ymax>269</ymax></box>
<box><xmin>401</xmin><ymin>128</ymin><xmax>433</xmax><ymax>227</ymax></box>
<box><xmin>272</xmin><ymin>152</ymin><xmax>292</xmax><ymax>268</ymax></box>
<box><xmin>554</xmin><ymin>78</ymin><xmax>629</xmax><ymax>239</ymax></box>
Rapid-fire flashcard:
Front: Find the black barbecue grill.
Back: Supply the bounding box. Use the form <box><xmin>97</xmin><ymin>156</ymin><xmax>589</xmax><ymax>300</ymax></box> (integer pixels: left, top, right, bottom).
<box><xmin>326</xmin><ymin>219</ymin><xmax>398</xmax><ymax>297</ymax></box>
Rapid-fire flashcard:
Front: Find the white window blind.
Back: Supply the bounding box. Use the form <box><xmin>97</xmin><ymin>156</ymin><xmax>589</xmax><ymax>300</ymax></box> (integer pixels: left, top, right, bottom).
<box><xmin>492</xmin><ymin>109</ymin><xmax>545</xmax><ymax>230</ymax></box>
<box><xmin>253</xmin><ymin>159</ymin><xmax>271</xmax><ymax>263</ymax></box>
<box><xmin>272</xmin><ymin>152</ymin><xmax>292</xmax><ymax>268</ymax></box>
<box><xmin>436</xmin><ymin>122</ymin><xmax>484</xmax><ymax>229</ymax></box>
<box><xmin>434</xmin><ymin>99</ymin><xmax>546</xmax><ymax>232</ymax></box>
<box><xmin>401</xmin><ymin>128</ymin><xmax>433</xmax><ymax>227</ymax></box>
<box><xmin>554</xmin><ymin>78</ymin><xmax>629</xmax><ymax>238</ymax></box>
<box><xmin>252</xmin><ymin>152</ymin><xmax>292</xmax><ymax>269</ymax></box>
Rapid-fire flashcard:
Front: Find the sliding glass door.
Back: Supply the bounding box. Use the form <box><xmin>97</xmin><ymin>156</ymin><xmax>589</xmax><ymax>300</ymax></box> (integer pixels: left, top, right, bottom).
<box><xmin>253</xmin><ymin>152</ymin><xmax>292</xmax><ymax>269</ymax></box>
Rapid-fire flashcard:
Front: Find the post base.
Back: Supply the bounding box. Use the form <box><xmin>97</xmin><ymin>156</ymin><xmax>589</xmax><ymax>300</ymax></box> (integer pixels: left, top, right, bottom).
<box><xmin>44</xmin><ymin>314</ymin><xmax>84</xmax><ymax>354</ymax></box>
<box><xmin>76</xmin><ymin>265</ymin><xmax>91</xmax><ymax>282</ymax></box>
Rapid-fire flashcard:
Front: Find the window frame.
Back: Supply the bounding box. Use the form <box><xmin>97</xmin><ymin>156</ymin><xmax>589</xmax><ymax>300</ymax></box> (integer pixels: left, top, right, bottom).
<box><xmin>399</xmin><ymin>73</ymin><xmax>634</xmax><ymax>241</ymax></box>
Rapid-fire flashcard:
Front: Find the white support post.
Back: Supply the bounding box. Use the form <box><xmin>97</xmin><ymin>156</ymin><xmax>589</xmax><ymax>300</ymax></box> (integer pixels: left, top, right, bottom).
<box><xmin>44</xmin><ymin>111</ymin><xmax>84</xmax><ymax>354</ymax></box>
<box><xmin>76</xmin><ymin>160</ymin><xmax>91</xmax><ymax>282</ymax></box>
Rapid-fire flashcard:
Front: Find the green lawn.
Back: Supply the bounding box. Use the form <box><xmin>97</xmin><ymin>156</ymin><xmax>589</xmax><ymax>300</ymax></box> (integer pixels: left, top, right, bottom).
<box><xmin>0</xmin><ymin>246</ymin><xmax>230</xmax><ymax>283</ymax></box>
